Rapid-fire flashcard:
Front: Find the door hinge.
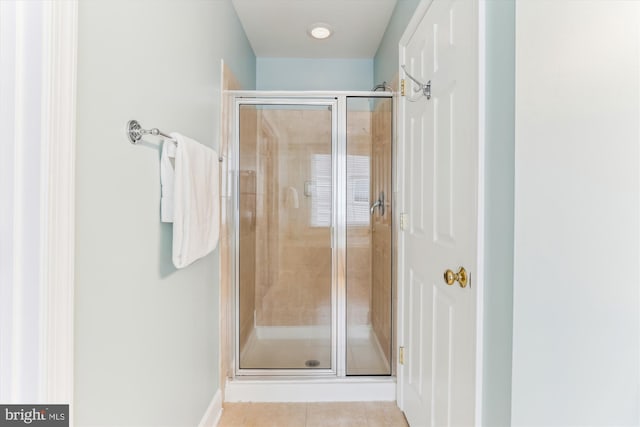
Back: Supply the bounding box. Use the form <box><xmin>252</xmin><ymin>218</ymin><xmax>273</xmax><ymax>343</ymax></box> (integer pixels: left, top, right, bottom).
<box><xmin>401</xmin><ymin>79</ymin><xmax>405</xmax><ymax>96</ymax></box>
<box><xmin>399</xmin><ymin>346</ymin><xmax>405</xmax><ymax>365</ymax></box>
<box><xmin>400</xmin><ymin>213</ymin><xmax>408</xmax><ymax>231</ymax></box>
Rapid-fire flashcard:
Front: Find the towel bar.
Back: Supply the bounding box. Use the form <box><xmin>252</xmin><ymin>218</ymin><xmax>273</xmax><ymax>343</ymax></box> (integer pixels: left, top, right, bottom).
<box><xmin>126</xmin><ymin>119</ymin><xmax>223</xmax><ymax>162</ymax></box>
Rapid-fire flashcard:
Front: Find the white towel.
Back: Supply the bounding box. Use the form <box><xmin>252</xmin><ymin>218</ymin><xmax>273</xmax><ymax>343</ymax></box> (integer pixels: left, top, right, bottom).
<box><xmin>160</xmin><ymin>140</ymin><xmax>177</xmax><ymax>222</ymax></box>
<box><xmin>170</xmin><ymin>132</ymin><xmax>219</xmax><ymax>269</ymax></box>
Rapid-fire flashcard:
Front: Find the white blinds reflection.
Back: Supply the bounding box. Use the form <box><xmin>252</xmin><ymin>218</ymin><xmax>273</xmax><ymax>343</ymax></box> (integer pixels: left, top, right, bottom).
<box><xmin>311</xmin><ymin>154</ymin><xmax>370</xmax><ymax>227</ymax></box>
<box><xmin>311</xmin><ymin>154</ymin><xmax>331</xmax><ymax>227</ymax></box>
<box><xmin>347</xmin><ymin>155</ymin><xmax>370</xmax><ymax>226</ymax></box>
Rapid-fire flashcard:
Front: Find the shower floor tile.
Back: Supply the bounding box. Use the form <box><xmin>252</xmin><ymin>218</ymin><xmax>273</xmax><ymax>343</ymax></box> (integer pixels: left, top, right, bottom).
<box><xmin>240</xmin><ymin>329</ymin><xmax>389</xmax><ymax>374</ymax></box>
<box><xmin>346</xmin><ymin>338</ymin><xmax>390</xmax><ymax>375</ymax></box>
<box><xmin>241</xmin><ymin>337</ymin><xmax>332</xmax><ymax>369</ymax></box>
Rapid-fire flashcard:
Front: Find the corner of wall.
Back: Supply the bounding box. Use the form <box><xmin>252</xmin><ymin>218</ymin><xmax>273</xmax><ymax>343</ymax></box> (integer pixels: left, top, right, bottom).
<box><xmin>373</xmin><ymin>0</ymin><xmax>421</xmax><ymax>86</ymax></box>
<box><xmin>481</xmin><ymin>0</ymin><xmax>515</xmax><ymax>425</ymax></box>
<box><xmin>197</xmin><ymin>388</ymin><xmax>223</xmax><ymax>427</ymax></box>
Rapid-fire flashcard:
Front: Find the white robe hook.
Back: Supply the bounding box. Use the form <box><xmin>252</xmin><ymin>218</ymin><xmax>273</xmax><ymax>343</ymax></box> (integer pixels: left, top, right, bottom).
<box><xmin>401</xmin><ymin>65</ymin><xmax>431</xmax><ymax>100</ymax></box>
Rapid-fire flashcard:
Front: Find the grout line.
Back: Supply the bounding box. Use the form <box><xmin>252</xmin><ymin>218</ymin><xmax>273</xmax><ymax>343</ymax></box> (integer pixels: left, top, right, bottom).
<box><xmin>304</xmin><ymin>401</ymin><xmax>308</xmax><ymax>427</ymax></box>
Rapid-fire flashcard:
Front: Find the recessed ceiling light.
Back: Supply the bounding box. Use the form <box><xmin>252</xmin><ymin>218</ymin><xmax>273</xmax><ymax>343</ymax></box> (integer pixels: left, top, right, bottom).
<box><xmin>308</xmin><ymin>24</ymin><xmax>332</xmax><ymax>40</ymax></box>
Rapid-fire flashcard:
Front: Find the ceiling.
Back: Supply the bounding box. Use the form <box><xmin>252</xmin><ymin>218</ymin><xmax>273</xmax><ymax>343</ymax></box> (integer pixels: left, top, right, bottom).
<box><xmin>231</xmin><ymin>0</ymin><xmax>398</xmax><ymax>58</ymax></box>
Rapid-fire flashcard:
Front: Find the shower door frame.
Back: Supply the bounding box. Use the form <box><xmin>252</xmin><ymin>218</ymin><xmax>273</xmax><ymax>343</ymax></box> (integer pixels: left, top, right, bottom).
<box><xmin>230</xmin><ymin>91</ymin><xmax>393</xmax><ymax>378</ymax></box>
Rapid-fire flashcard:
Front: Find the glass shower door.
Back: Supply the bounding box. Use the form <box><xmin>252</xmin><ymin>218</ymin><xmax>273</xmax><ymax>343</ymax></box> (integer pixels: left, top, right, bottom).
<box><xmin>237</xmin><ymin>101</ymin><xmax>335</xmax><ymax>372</ymax></box>
<box><xmin>345</xmin><ymin>96</ymin><xmax>392</xmax><ymax>375</ymax></box>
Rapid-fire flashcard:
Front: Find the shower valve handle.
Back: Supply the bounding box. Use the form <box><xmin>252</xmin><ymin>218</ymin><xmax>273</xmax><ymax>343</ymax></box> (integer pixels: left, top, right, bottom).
<box><xmin>370</xmin><ymin>192</ymin><xmax>385</xmax><ymax>216</ymax></box>
<box><xmin>370</xmin><ymin>200</ymin><xmax>382</xmax><ymax>214</ymax></box>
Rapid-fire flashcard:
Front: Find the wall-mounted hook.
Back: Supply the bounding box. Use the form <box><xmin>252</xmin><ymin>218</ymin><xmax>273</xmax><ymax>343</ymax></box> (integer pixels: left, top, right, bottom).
<box><xmin>401</xmin><ymin>65</ymin><xmax>431</xmax><ymax>100</ymax></box>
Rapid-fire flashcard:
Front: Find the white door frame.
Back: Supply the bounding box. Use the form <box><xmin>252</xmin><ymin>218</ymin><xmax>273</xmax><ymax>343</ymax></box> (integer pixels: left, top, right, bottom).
<box><xmin>0</xmin><ymin>0</ymin><xmax>77</xmax><ymax>409</ymax></box>
<box><xmin>396</xmin><ymin>0</ymin><xmax>486</xmax><ymax>423</ymax></box>
<box><xmin>41</xmin><ymin>0</ymin><xmax>78</xmax><ymax>407</ymax></box>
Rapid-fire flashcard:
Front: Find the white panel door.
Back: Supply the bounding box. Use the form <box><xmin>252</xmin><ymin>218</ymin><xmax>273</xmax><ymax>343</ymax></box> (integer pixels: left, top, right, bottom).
<box><xmin>399</xmin><ymin>0</ymin><xmax>479</xmax><ymax>425</ymax></box>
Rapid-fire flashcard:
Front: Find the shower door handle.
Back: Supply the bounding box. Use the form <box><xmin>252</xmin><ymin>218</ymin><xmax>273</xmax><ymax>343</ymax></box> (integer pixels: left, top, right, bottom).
<box><xmin>370</xmin><ymin>192</ymin><xmax>385</xmax><ymax>216</ymax></box>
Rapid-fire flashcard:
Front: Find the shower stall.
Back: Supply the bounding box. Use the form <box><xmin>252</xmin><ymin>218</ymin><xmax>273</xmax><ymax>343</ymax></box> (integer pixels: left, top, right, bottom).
<box><xmin>228</xmin><ymin>92</ymin><xmax>393</xmax><ymax>378</ymax></box>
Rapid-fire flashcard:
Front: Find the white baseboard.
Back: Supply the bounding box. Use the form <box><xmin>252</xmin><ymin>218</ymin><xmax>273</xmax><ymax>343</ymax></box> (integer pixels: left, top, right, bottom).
<box><xmin>224</xmin><ymin>377</ymin><xmax>396</xmax><ymax>402</ymax></box>
<box><xmin>198</xmin><ymin>388</ymin><xmax>223</xmax><ymax>427</ymax></box>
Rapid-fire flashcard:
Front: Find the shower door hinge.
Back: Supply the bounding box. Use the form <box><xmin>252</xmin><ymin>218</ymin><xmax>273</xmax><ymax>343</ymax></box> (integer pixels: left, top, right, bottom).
<box><xmin>399</xmin><ymin>346</ymin><xmax>405</xmax><ymax>365</ymax></box>
<box><xmin>401</xmin><ymin>79</ymin><xmax>406</xmax><ymax>96</ymax></box>
<box><xmin>400</xmin><ymin>213</ymin><xmax>408</xmax><ymax>231</ymax></box>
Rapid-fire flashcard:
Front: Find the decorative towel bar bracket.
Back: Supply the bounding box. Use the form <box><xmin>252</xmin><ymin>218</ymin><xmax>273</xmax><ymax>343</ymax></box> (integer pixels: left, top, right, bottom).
<box><xmin>126</xmin><ymin>119</ymin><xmax>223</xmax><ymax>162</ymax></box>
<box><xmin>126</xmin><ymin>120</ymin><xmax>173</xmax><ymax>144</ymax></box>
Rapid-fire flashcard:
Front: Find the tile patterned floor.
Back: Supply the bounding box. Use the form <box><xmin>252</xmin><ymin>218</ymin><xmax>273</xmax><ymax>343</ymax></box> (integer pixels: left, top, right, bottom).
<box><xmin>218</xmin><ymin>402</ymin><xmax>409</xmax><ymax>427</ymax></box>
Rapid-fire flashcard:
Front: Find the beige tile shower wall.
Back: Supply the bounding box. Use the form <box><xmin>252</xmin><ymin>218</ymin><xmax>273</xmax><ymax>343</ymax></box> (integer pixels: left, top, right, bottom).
<box><xmin>371</xmin><ymin>98</ymin><xmax>393</xmax><ymax>364</ymax></box>
<box><xmin>255</xmin><ymin>109</ymin><xmax>333</xmax><ymax>327</ymax></box>
<box><xmin>347</xmin><ymin>112</ymin><xmax>373</xmax><ymax>327</ymax></box>
<box><xmin>247</xmin><ymin>108</ymin><xmax>384</xmax><ymax>332</ymax></box>
<box><xmin>253</xmin><ymin>108</ymin><xmax>275</xmax><ymax>327</ymax></box>
<box><xmin>239</xmin><ymin>107</ymin><xmax>258</xmax><ymax>350</ymax></box>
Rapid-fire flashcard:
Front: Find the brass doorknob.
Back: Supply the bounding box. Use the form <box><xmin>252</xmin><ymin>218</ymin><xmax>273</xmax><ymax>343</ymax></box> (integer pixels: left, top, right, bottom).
<box><xmin>443</xmin><ymin>267</ymin><xmax>468</xmax><ymax>288</ymax></box>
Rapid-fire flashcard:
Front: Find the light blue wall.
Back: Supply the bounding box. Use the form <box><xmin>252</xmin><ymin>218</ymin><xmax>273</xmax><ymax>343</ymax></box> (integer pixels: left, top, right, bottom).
<box><xmin>373</xmin><ymin>0</ymin><xmax>421</xmax><ymax>85</ymax></box>
<box><xmin>75</xmin><ymin>1</ymin><xmax>255</xmax><ymax>425</ymax></box>
<box><xmin>256</xmin><ymin>57</ymin><xmax>373</xmax><ymax>91</ymax></box>
<box><xmin>482</xmin><ymin>1</ymin><xmax>515</xmax><ymax>426</ymax></box>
